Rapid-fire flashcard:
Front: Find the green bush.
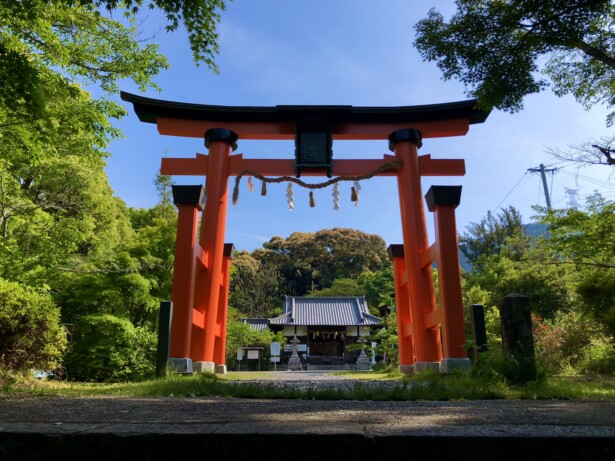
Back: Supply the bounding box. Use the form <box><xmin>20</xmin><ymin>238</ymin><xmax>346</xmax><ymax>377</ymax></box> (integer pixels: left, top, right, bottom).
<box><xmin>64</xmin><ymin>314</ymin><xmax>156</xmax><ymax>382</ymax></box>
<box><xmin>0</xmin><ymin>278</ymin><xmax>67</xmax><ymax>373</ymax></box>
<box><xmin>576</xmin><ymin>337</ymin><xmax>615</xmax><ymax>374</ymax></box>
<box><xmin>533</xmin><ymin>310</ymin><xmax>607</xmax><ymax>374</ymax></box>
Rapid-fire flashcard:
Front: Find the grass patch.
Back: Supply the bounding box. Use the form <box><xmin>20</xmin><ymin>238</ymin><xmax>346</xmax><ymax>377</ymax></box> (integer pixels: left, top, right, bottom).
<box><xmin>3</xmin><ymin>371</ymin><xmax>614</xmax><ymax>401</ymax></box>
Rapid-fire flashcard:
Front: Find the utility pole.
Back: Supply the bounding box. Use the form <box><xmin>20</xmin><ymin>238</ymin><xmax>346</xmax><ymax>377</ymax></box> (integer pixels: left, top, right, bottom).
<box><xmin>527</xmin><ymin>164</ymin><xmax>557</xmax><ymax>210</ymax></box>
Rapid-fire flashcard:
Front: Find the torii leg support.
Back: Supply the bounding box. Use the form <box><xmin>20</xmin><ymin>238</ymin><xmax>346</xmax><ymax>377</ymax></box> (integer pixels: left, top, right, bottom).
<box><xmin>388</xmin><ymin>245</ymin><xmax>415</xmax><ymax>374</ymax></box>
<box><xmin>168</xmin><ymin>186</ymin><xmax>207</xmax><ymax>373</ymax></box>
<box><xmin>193</xmin><ymin>128</ymin><xmax>237</xmax><ymax>373</ymax></box>
<box><xmin>390</xmin><ymin>129</ymin><xmax>443</xmax><ymax>372</ymax></box>
<box><xmin>425</xmin><ymin>186</ymin><xmax>471</xmax><ymax>372</ymax></box>
<box><xmin>213</xmin><ymin>243</ymin><xmax>235</xmax><ymax>374</ymax></box>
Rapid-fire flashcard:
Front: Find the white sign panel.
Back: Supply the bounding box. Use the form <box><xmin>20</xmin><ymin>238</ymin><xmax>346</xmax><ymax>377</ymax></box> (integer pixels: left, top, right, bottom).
<box><xmin>270</xmin><ymin>342</ymin><xmax>281</xmax><ymax>356</ymax></box>
<box><xmin>247</xmin><ymin>350</ymin><xmax>259</xmax><ymax>360</ymax></box>
<box><xmin>236</xmin><ymin>348</ymin><xmax>244</xmax><ymax>360</ymax></box>
<box><xmin>270</xmin><ymin>357</ymin><xmax>280</xmax><ymax>363</ymax></box>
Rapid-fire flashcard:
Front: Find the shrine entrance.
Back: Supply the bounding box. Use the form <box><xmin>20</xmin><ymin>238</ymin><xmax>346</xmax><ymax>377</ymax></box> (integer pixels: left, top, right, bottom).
<box><xmin>122</xmin><ymin>92</ymin><xmax>490</xmax><ymax>374</ymax></box>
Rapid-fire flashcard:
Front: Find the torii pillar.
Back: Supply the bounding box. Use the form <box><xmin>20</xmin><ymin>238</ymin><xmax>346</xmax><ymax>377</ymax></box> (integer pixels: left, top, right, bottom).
<box><xmin>192</xmin><ymin>128</ymin><xmax>237</xmax><ymax>373</ymax></box>
<box><xmin>390</xmin><ymin>129</ymin><xmax>443</xmax><ymax>372</ymax></box>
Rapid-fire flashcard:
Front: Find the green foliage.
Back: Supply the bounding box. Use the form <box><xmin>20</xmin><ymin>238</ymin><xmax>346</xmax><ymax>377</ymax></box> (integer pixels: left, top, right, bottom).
<box><xmin>229</xmin><ymin>251</ymin><xmax>283</xmax><ymax>317</ymax></box>
<box><xmin>0</xmin><ymin>278</ymin><xmax>66</xmax><ymax>372</ymax></box>
<box><xmin>253</xmin><ymin>228</ymin><xmax>390</xmax><ymax>297</ymax></box>
<box><xmin>64</xmin><ymin>314</ymin><xmax>156</xmax><ymax>382</ymax></box>
<box><xmin>357</xmin><ymin>269</ymin><xmax>395</xmax><ymax>310</ymax></box>
<box><xmin>311</xmin><ymin>278</ymin><xmax>365</xmax><ymax>297</ymax></box>
<box><xmin>225</xmin><ymin>307</ymin><xmax>284</xmax><ymax>370</ymax></box>
<box><xmin>371</xmin><ymin>309</ymin><xmax>398</xmax><ymax>367</ymax></box>
<box><xmin>414</xmin><ymin>0</ymin><xmax>615</xmax><ymax>124</ymax></box>
<box><xmin>540</xmin><ymin>194</ymin><xmax>615</xmax><ymax>335</ymax></box>
<box><xmin>460</xmin><ymin>206</ymin><xmax>529</xmax><ymax>270</ymax></box>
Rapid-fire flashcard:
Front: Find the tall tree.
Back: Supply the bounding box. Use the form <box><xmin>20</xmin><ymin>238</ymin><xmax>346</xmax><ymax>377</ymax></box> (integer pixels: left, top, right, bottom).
<box><xmin>459</xmin><ymin>206</ymin><xmax>530</xmax><ymax>271</ymax></box>
<box><xmin>253</xmin><ymin>228</ymin><xmax>390</xmax><ymax>296</ymax></box>
<box><xmin>414</xmin><ymin>1</ymin><xmax>615</xmax><ymax>124</ymax></box>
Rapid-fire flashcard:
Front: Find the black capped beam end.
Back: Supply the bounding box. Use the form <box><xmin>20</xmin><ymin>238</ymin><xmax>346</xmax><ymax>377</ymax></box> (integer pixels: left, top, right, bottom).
<box><xmin>425</xmin><ymin>186</ymin><xmax>462</xmax><ymax>211</ymax></box>
<box><xmin>205</xmin><ymin>128</ymin><xmax>238</xmax><ymax>151</ymax></box>
<box><xmin>172</xmin><ymin>185</ymin><xmax>207</xmax><ymax>211</ymax></box>
<box><xmin>387</xmin><ymin>244</ymin><xmax>405</xmax><ymax>260</ymax></box>
<box><xmin>388</xmin><ymin>128</ymin><xmax>422</xmax><ymax>151</ymax></box>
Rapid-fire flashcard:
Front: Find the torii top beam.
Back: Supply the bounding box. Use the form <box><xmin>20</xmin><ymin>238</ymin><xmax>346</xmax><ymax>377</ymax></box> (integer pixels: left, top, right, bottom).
<box><xmin>120</xmin><ymin>92</ymin><xmax>490</xmax><ymax>141</ymax></box>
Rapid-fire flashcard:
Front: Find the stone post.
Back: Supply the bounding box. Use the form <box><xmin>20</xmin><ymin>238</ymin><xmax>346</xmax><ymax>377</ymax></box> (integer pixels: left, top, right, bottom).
<box><xmin>498</xmin><ymin>294</ymin><xmax>536</xmax><ymax>382</ymax></box>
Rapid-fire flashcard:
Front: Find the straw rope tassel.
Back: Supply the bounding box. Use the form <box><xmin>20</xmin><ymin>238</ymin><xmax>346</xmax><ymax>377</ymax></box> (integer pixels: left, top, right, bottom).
<box><xmin>309</xmin><ymin>191</ymin><xmax>315</xmax><ymax>207</ymax></box>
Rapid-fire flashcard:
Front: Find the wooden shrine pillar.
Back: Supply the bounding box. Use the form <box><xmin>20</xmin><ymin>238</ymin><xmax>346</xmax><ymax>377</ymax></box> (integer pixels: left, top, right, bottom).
<box><xmin>168</xmin><ymin>185</ymin><xmax>207</xmax><ymax>373</ymax></box>
<box><xmin>425</xmin><ymin>186</ymin><xmax>470</xmax><ymax>372</ymax></box>
<box><xmin>192</xmin><ymin>128</ymin><xmax>238</xmax><ymax>372</ymax></box>
<box><xmin>212</xmin><ymin>243</ymin><xmax>235</xmax><ymax>373</ymax></box>
<box><xmin>388</xmin><ymin>244</ymin><xmax>415</xmax><ymax>373</ymax></box>
<box><xmin>389</xmin><ymin>129</ymin><xmax>443</xmax><ymax>371</ymax></box>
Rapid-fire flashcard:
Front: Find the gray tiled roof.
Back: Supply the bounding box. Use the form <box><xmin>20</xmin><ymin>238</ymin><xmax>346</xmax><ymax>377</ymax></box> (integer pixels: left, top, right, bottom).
<box><xmin>240</xmin><ymin>318</ymin><xmax>270</xmax><ymax>332</ymax></box>
<box><xmin>269</xmin><ymin>296</ymin><xmax>381</xmax><ymax>326</ymax></box>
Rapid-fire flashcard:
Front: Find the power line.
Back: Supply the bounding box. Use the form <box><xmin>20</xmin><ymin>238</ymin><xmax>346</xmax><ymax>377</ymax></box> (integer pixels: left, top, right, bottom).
<box><xmin>493</xmin><ymin>172</ymin><xmax>527</xmax><ymax>211</ymax></box>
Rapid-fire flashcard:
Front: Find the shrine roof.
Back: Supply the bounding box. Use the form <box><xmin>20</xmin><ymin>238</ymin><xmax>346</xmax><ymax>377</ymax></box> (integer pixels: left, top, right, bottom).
<box><xmin>268</xmin><ymin>296</ymin><xmax>382</xmax><ymax>327</ymax></box>
<box><xmin>120</xmin><ymin>92</ymin><xmax>489</xmax><ymax>126</ymax></box>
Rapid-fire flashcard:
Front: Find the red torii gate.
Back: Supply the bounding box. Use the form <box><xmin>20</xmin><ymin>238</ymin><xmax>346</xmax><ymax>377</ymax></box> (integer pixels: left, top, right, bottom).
<box><xmin>121</xmin><ymin>92</ymin><xmax>489</xmax><ymax>374</ymax></box>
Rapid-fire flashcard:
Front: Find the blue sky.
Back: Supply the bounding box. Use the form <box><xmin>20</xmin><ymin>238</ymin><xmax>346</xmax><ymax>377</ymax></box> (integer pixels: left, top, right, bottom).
<box><xmin>105</xmin><ymin>0</ymin><xmax>615</xmax><ymax>252</ymax></box>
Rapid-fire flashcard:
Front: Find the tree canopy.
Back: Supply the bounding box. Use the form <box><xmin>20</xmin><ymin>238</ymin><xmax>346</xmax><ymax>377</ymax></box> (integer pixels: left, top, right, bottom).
<box><xmin>414</xmin><ymin>1</ymin><xmax>615</xmax><ymax>124</ymax></box>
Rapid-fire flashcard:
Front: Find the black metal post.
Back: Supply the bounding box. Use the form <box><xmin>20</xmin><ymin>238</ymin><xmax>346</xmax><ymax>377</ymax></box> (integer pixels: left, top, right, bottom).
<box><xmin>471</xmin><ymin>304</ymin><xmax>488</xmax><ymax>356</ymax></box>
<box><xmin>156</xmin><ymin>301</ymin><xmax>173</xmax><ymax>377</ymax></box>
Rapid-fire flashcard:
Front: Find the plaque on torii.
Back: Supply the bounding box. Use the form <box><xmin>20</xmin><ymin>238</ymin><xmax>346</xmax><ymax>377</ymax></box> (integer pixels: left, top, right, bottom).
<box><xmin>121</xmin><ymin>92</ymin><xmax>489</xmax><ymax>374</ymax></box>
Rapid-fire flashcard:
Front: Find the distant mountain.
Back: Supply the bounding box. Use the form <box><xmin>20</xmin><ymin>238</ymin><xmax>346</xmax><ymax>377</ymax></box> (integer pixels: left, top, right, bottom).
<box><xmin>524</xmin><ymin>222</ymin><xmax>549</xmax><ymax>239</ymax></box>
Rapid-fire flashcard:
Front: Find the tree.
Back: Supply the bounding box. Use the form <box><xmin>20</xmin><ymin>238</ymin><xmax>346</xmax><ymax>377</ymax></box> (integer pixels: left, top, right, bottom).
<box><xmin>311</xmin><ymin>278</ymin><xmax>366</xmax><ymax>298</ymax></box>
<box><xmin>414</xmin><ymin>1</ymin><xmax>615</xmax><ymax>124</ymax></box>
<box><xmin>547</xmin><ymin>135</ymin><xmax>615</xmax><ymax>170</ymax></box>
<box><xmin>461</xmin><ymin>207</ymin><xmax>575</xmax><ymax>318</ymax></box>
<box><xmin>63</xmin><ymin>313</ymin><xmax>156</xmax><ymax>382</ymax></box>
<box><xmin>357</xmin><ymin>269</ymin><xmax>395</xmax><ymax>311</ymax></box>
<box><xmin>0</xmin><ymin>278</ymin><xmax>67</xmax><ymax>373</ymax></box>
<box><xmin>539</xmin><ymin>193</ymin><xmax>615</xmax><ymax>334</ymax></box>
<box><xmin>459</xmin><ymin>206</ymin><xmax>530</xmax><ymax>271</ymax></box>
<box><xmin>229</xmin><ymin>251</ymin><xmax>283</xmax><ymax>318</ymax></box>
<box><xmin>253</xmin><ymin>228</ymin><xmax>390</xmax><ymax>296</ymax></box>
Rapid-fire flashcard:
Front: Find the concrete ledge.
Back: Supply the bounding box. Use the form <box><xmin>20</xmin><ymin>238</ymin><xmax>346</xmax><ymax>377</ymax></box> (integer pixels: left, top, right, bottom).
<box><xmin>440</xmin><ymin>358</ymin><xmax>471</xmax><ymax>373</ymax></box>
<box><xmin>414</xmin><ymin>362</ymin><xmax>441</xmax><ymax>373</ymax></box>
<box><xmin>2</xmin><ymin>428</ymin><xmax>614</xmax><ymax>461</ymax></box>
<box><xmin>1</xmin><ymin>398</ymin><xmax>614</xmax><ymax>460</ymax></box>
<box><xmin>167</xmin><ymin>358</ymin><xmax>192</xmax><ymax>374</ymax></box>
<box><xmin>193</xmin><ymin>361</ymin><xmax>215</xmax><ymax>373</ymax></box>
<box><xmin>398</xmin><ymin>365</ymin><xmax>414</xmax><ymax>375</ymax></box>
<box><xmin>215</xmin><ymin>364</ymin><xmax>227</xmax><ymax>375</ymax></box>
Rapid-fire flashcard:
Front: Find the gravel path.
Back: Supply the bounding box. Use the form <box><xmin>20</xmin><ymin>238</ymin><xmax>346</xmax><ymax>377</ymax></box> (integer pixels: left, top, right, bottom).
<box><xmin>224</xmin><ymin>370</ymin><xmax>405</xmax><ymax>391</ymax></box>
